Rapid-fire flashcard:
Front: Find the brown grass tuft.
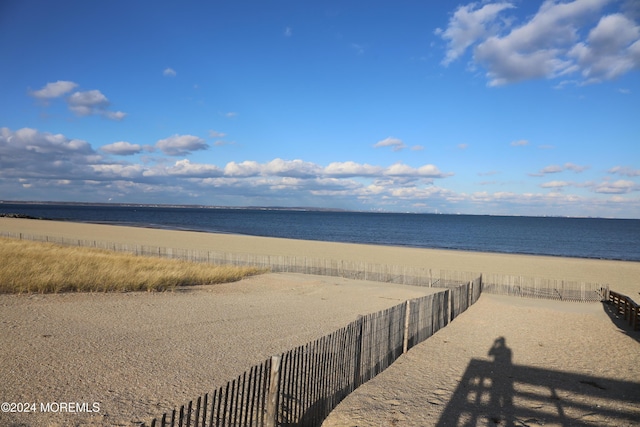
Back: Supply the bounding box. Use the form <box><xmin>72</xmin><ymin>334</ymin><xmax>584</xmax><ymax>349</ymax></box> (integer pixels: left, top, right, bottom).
<box><xmin>0</xmin><ymin>237</ymin><xmax>267</xmax><ymax>293</ymax></box>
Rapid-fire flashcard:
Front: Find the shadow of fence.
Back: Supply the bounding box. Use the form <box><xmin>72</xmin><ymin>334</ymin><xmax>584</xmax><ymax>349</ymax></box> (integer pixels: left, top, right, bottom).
<box><xmin>436</xmin><ymin>337</ymin><xmax>640</xmax><ymax>427</ymax></box>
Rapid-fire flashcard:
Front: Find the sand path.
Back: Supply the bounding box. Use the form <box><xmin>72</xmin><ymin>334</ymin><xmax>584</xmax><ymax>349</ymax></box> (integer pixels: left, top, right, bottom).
<box><xmin>323</xmin><ymin>294</ymin><xmax>640</xmax><ymax>427</ymax></box>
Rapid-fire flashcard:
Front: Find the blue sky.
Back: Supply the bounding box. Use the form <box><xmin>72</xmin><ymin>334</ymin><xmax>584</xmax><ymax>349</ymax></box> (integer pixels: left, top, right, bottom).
<box><xmin>1</xmin><ymin>0</ymin><xmax>639</xmax><ymax>218</ymax></box>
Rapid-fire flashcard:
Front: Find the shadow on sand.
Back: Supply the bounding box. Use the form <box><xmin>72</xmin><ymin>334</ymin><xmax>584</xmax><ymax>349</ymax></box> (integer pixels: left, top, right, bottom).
<box><xmin>436</xmin><ymin>337</ymin><xmax>640</xmax><ymax>427</ymax></box>
<box><xmin>601</xmin><ymin>301</ymin><xmax>640</xmax><ymax>344</ymax></box>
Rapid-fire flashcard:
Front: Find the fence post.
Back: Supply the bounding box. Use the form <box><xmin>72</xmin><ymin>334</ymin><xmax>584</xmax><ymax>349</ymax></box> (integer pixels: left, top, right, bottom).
<box><xmin>429</xmin><ymin>269</ymin><xmax>432</xmax><ymax>287</ymax></box>
<box><xmin>353</xmin><ymin>315</ymin><xmax>364</xmax><ymax>389</ymax></box>
<box><xmin>446</xmin><ymin>289</ymin><xmax>452</xmax><ymax>323</ymax></box>
<box><xmin>403</xmin><ymin>301</ymin><xmax>411</xmax><ymax>354</ymax></box>
<box><xmin>265</xmin><ymin>355</ymin><xmax>281</xmax><ymax>427</ymax></box>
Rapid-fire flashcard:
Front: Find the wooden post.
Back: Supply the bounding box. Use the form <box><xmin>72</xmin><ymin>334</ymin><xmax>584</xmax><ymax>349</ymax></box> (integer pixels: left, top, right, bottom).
<box><xmin>265</xmin><ymin>355</ymin><xmax>281</xmax><ymax>427</ymax></box>
<box><xmin>403</xmin><ymin>301</ymin><xmax>411</xmax><ymax>354</ymax></box>
<box><xmin>429</xmin><ymin>269</ymin><xmax>432</xmax><ymax>287</ymax></box>
<box><xmin>353</xmin><ymin>315</ymin><xmax>364</xmax><ymax>389</ymax></box>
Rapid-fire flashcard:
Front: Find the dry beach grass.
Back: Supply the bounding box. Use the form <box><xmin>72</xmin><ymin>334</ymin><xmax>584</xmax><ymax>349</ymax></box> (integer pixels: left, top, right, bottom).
<box><xmin>0</xmin><ymin>218</ymin><xmax>638</xmax><ymax>426</ymax></box>
<box><xmin>0</xmin><ymin>237</ymin><xmax>266</xmax><ymax>293</ymax></box>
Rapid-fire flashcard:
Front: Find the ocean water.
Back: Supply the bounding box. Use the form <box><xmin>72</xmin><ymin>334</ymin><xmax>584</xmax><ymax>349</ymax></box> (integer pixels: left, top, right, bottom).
<box><xmin>1</xmin><ymin>203</ymin><xmax>639</xmax><ymax>261</ymax></box>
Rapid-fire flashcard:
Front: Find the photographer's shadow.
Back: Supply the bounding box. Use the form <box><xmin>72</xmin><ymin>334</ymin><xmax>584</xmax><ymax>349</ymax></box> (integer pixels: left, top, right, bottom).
<box><xmin>436</xmin><ymin>336</ymin><xmax>640</xmax><ymax>427</ymax></box>
<box><xmin>486</xmin><ymin>337</ymin><xmax>514</xmax><ymax>426</ymax></box>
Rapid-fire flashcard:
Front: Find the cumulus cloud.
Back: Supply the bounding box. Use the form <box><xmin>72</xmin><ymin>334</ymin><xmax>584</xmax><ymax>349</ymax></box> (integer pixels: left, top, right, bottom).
<box><xmin>264</xmin><ymin>158</ymin><xmax>322</xmax><ymax>178</ymax></box>
<box><xmin>569</xmin><ymin>13</ymin><xmax>640</xmax><ymax>82</ymax></box>
<box><xmin>156</xmin><ymin>134</ymin><xmax>208</xmax><ymax>156</ymax></box>
<box><xmin>165</xmin><ymin>159</ymin><xmax>222</xmax><ymax>177</ymax></box>
<box><xmin>532</xmin><ymin>162</ymin><xmax>590</xmax><ymax>176</ymax></box>
<box><xmin>28</xmin><ymin>81</ymin><xmax>78</xmax><ymax>100</ymax></box>
<box><xmin>67</xmin><ymin>90</ymin><xmax>127</xmax><ymax>120</ymax></box>
<box><xmin>436</xmin><ymin>2</ymin><xmax>515</xmax><ymax>66</ymax></box>
<box><xmin>224</xmin><ymin>161</ymin><xmax>261</xmax><ymax>177</ymax></box>
<box><xmin>564</xmin><ymin>162</ymin><xmax>589</xmax><ymax>172</ymax></box>
<box><xmin>594</xmin><ymin>179</ymin><xmax>637</xmax><ymax>193</ymax></box>
<box><xmin>609</xmin><ymin>166</ymin><xmax>640</xmax><ymax>176</ymax></box>
<box><xmin>324</xmin><ymin>161</ymin><xmax>383</xmax><ymax>177</ymax></box>
<box><xmin>3</xmin><ymin>126</ymin><xmax>637</xmax><ymax>216</ymax></box>
<box><xmin>0</xmin><ymin>127</ymin><xmax>98</xmax><ymax>180</ymax></box>
<box><xmin>101</xmin><ymin>141</ymin><xmax>143</xmax><ymax>156</ymax></box>
<box><xmin>27</xmin><ymin>81</ymin><xmax>127</xmax><ymax>120</ymax></box>
<box><xmin>373</xmin><ymin>137</ymin><xmax>407</xmax><ymax>151</ymax></box>
<box><xmin>437</xmin><ymin>0</ymin><xmax>640</xmax><ymax>86</ymax></box>
<box><xmin>541</xmin><ymin>180</ymin><xmax>571</xmax><ymax>189</ymax></box>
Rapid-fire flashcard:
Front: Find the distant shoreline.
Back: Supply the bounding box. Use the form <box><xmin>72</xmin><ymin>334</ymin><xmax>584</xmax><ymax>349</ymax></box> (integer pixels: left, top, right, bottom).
<box><xmin>1</xmin><ymin>200</ymin><xmax>636</xmax><ymax>220</ymax></box>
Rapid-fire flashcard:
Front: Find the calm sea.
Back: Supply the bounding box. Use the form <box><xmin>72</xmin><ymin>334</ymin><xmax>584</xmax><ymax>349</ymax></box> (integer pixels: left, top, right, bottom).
<box><xmin>1</xmin><ymin>203</ymin><xmax>639</xmax><ymax>261</ymax></box>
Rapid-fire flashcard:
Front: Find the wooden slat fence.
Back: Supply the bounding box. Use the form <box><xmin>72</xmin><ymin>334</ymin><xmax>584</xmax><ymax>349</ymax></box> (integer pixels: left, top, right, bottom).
<box><xmin>2</xmin><ymin>231</ymin><xmax>608</xmax><ymax>302</ymax></box>
<box><xmin>481</xmin><ymin>273</ymin><xmax>604</xmax><ymax>302</ymax></box>
<box><xmin>143</xmin><ymin>282</ymin><xmax>480</xmax><ymax>427</ymax></box>
<box><xmin>0</xmin><ymin>231</ymin><xmax>478</xmax><ymax>287</ymax></box>
<box><xmin>604</xmin><ymin>289</ymin><xmax>640</xmax><ymax>330</ymax></box>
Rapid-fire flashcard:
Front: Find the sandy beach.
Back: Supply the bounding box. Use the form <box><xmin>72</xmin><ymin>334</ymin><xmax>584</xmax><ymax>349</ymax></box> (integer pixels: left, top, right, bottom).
<box><xmin>1</xmin><ymin>218</ymin><xmax>639</xmax><ymax>426</ymax></box>
<box><xmin>2</xmin><ymin>218</ymin><xmax>639</xmax><ymax>294</ymax></box>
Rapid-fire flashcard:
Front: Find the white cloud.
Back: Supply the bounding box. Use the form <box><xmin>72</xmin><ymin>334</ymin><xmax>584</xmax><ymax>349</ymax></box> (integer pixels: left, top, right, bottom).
<box><xmin>609</xmin><ymin>166</ymin><xmax>640</xmax><ymax>176</ymax></box>
<box><xmin>541</xmin><ymin>180</ymin><xmax>571</xmax><ymax>188</ymax></box>
<box><xmin>541</xmin><ymin>165</ymin><xmax>564</xmax><ymax>174</ymax></box>
<box><xmin>101</xmin><ymin>141</ymin><xmax>143</xmax><ymax>156</ymax></box>
<box><xmin>437</xmin><ymin>0</ymin><xmax>640</xmax><ymax>86</ymax></box>
<box><xmin>384</xmin><ymin>163</ymin><xmax>451</xmax><ymax>178</ymax></box>
<box><xmin>373</xmin><ymin>137</ymin><xmax>407</xmax><ymax>151</ymax></box>
<box><xmin>165</xmin><ymin>159</ymin><xmax>222</xmax><ymax>177</ymax></box>
<box><xmin>209</xmin><ymin>130</ymin><xmax>227</xmax><ymax>138</ymax></box>
<box><xmin>224</xmin><ymin>161</ymin><xmax>261</xmax><ymax>177</ymax></box>
<box><xmin>569</xmin><ymin>13</ymin><xmax>640</xmax><ymax>82</ymax></box>
<box><xmin>263</xmin><ymin>158</ymin><xmax>322</xmax><ymax>178</ymax></box>
<box><xmin>564</xmin><ymin>162</ymin><xmax>589</xmax><ymax>172</ymax></box>
<box><xmin>28</xmin><ymin>81</ymin><xmax>78</xmax><ymax>100</ymax></box>
<box><xmin>594</xmin><ymin>179</ymin><xmax>637</xmax><ymax>193</ymax></box>
<box><xmin>156</xmin><ymin>134</ymin><xmax>208</xmax><ymax>156</ymax></box>
<box><xmin>437</xmin><ymin>2</ymin><xmax>515</xmax><ymax>66</ymax></box>
<box><xmin>91</xmin><ymin>163</ymin><xmax>145</xmax><ymax>179</ymax></box>
<box><xmin>0</xmin><ymin>127</ymin><xmax>98</xmax><ymax>180</ymax></box>
<box><xmin>510</xmin><ymin>139</ymin><xmax>529</xmax><ymax>146</ymax></box>
<box><xmin>324</xmin><ymin>161</ymin><xmax>383</xmax><ymax>177</ymax></box>
<box><xmin>534</xmin><ymin>162</ymin><xmax>590</xmax><ymax>176</ymax></box>
<box><xmin>163</xmin><ymin>68</ymin><xmax>177</xmax><ymax>77</ymax></box>
<box><xmin>2</xmin><ymin>127</ymin><xmax>637</xmax><ymax>217</ymax></box>
<box><xmin>67</xmin><ymin>90</ymin><xmax>110</xmax><ymax>115</ymax></box>
<box><xmin>67</xmin><ymin>89</ymin><xmax>127</xmax><ymax>120</ymax></box>
<box><xmin>105</xmin><ymin>111</ymin><xmax>127</xmax><ymax>121</ymax></box>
